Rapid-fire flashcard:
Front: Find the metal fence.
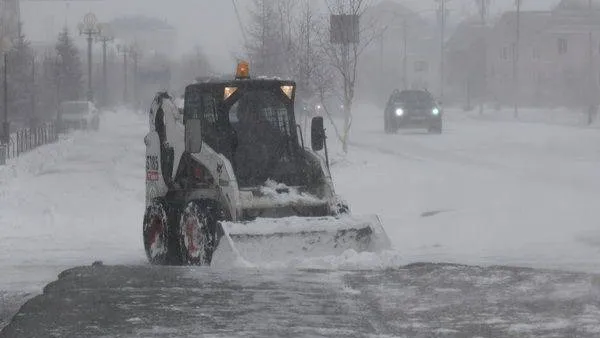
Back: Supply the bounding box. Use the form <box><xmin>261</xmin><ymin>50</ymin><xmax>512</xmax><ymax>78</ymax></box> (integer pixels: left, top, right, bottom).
<box><xmin>0</xmin><ymin>123</ymin><xmax>59</xmax><ymax>165</ymax></box>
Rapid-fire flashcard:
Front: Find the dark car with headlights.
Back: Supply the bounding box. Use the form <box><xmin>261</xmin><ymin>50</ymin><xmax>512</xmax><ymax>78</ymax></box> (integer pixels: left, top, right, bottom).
<box><xmin>384</xmin><ymin>89</ymin><xmax>442</xmax><ymax>134</ymax></box>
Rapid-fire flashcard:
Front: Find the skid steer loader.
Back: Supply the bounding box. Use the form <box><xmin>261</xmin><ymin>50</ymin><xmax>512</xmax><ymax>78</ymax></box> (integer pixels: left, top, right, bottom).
<box><xmin>142</xmin><ymin>61</ymin><xmax>391</xmax><ymax>266</ymax></box>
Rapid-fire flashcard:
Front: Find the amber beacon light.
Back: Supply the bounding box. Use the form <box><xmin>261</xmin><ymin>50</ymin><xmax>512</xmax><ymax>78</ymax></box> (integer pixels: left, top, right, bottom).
<box><xmin>235</xmin><ymin>61</ymin><xmax>250</xmax><ymax>79</ymax></box>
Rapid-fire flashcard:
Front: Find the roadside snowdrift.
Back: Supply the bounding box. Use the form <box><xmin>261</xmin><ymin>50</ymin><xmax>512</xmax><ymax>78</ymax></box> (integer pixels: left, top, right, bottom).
<box><xmin>0</xmin><ymin>109</ymin><xmax>147</xmax><ymax>296</ymax></box>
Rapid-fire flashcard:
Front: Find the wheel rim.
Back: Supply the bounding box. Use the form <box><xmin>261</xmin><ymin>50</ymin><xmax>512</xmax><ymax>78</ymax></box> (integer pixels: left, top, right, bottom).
<box><xmin>144</xmin><ymin>207</ymin><xmax>168</xmax><ymax>261</ymax></box>
<box><xmin>182</xmin><ymin>211</ymin><xmax>209</xmax><ymax>263</ymax></box>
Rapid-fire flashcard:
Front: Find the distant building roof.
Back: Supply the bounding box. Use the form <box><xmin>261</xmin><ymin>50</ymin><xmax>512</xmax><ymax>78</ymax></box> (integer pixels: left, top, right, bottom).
<box><xmin>365</xmin><ymin>0</ymin><xmax>430</xmax><ymax>33</ymax></box>
<box><xmin>493</xmin><ymin>11</ymin><xmax>552</xmax><ymax>41</ymax></box>
<box><xmin>445</xmin><ymin>19</ymin><xmax>490</xmax><ymax>53</ymax></box>
<box><xmin>108</xmin><ymin>16</ymin><xmax>175</xmax><ymax>32</ymax></box>
<box><xmin>555</xmin><ymin>0</ymin><xmax>600</xmax><ymax>10</ymax></box>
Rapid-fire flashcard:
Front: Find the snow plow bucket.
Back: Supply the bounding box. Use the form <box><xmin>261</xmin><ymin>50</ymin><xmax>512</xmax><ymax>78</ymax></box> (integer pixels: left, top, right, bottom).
<box><xmin>217</xmin><ymin>215</ymin><xmax>391</xmax><ymax>266</ymax></box>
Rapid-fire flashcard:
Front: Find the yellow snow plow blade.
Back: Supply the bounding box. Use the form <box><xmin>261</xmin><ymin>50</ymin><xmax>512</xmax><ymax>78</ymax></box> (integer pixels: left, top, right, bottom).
<box><xmin>217</xmin><ymin>215</ymin><xmax>391</xmax><ymax>265</ymax></box>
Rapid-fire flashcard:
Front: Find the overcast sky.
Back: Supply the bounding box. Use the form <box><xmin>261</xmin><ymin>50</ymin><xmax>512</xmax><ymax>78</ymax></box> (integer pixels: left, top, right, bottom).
<box><xmin>20</xmin><ymin>0</ymin><xmax>562</xmax><ymax>72</ymax></box>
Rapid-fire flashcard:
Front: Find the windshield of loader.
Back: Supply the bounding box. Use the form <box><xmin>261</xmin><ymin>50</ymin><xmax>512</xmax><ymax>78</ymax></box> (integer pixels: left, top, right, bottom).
<box><xmin>227</xmin><ymin>89</ymin><xmax>300</xmax><ymax>186</ymax></box>
<box><xmin>185</xmin><ymin>84</ymin><xmax>303</xmax><ymax>187</ymax></box>
<box><xmin>228</xmin><ymin>90</ymin><xmax>293</xmax><ymax>137</ymax></box>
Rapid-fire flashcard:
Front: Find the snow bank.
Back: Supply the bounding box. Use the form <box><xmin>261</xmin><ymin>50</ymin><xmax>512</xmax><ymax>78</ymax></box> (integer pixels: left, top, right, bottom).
<box><xmin>323</xmin><ymin>102</ymin><xmax>600</xmax><ymax>274</ymax></box>
<box><xmin>455</xmin><ymin>105</ymin><xmax>600</xmax><ymax>128</ymax></box>
<box><xmin>0</xmin><ymin>108</ymin><xmax>147</xmax><ymax>295</ymax></box>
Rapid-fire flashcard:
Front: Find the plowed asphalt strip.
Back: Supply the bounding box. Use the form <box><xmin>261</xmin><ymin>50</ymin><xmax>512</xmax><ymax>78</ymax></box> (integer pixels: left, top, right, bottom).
<box><xmin>2</xmin><ymin>263</ymin><xmax>600</xmax><ymax>338</ymax></box>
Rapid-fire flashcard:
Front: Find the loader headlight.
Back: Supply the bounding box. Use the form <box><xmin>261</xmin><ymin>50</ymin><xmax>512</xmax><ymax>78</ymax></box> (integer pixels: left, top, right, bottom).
<box><xmin>395</xmin><ymin>108</ymin><xmax>404</xmax><ymax>116</ymax></box>
<box><xmin>280</xmin><ymin>85</ymin><xmax>294</xmax><ymax>99</ymax></box>
<box><xmin>432</xmin><ymin>108</ymin><xmax>440</xmax><ymax>115</ymax></box>
<box><xmin>224</xmin><ymin>86</ymin><xmax>238</xmax><ymax>100</ymax></box>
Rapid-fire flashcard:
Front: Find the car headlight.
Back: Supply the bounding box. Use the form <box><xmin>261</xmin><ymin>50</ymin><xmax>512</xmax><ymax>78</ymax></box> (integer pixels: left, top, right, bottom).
<box><xmin>395</xmin><ymin>108</ymin><xmax>404</xmax><ymax>116</ymax></box>
<box><xmin>432</xmin><ymin>108</ymin><xmax>440</xmax><ymax>115</ymax></box>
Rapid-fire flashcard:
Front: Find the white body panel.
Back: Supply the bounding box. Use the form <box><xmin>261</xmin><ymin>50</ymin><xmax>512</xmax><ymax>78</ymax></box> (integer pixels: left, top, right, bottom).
<box><xmin>189</xmin><ymin>145</ymin><xmax>242</xmax><ymax>221</ymax></box>
<box><xmin>144</xmin><ymin>131</ymin><xmax>168</xmax><ymax>204</ymax></box>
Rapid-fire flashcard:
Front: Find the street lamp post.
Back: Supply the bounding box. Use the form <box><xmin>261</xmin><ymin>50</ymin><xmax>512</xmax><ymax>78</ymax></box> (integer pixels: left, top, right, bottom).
<box><xmin>129</xmin><ymin>43</ymin><xmax>142</xmax><ymax>110</ymax></box>
<box><xmin>30</xmin><ymin>54</ymin><xmax>37</xmax><ymax>128</ymax></box>
<box><xmin>78</xmin><ymin>13</ymin><xmax>101</xmax><ymax>102</ymax></box>
<box><xmin>117</xmin><ymin>44</ymin><xmax>129</xmax><ymax>105</ymax></box>
<box><xmin>437</xmin><ymin>0</ymin><xmax>448</xmax><ymax>100</ymax></box>
<box><xmin>95</xmin><ymin>24</ymin><xmax>114</xmax><ymax>108</ymax></box>
<box><xmin>55</xmin><ymin>55</ymin><xmax>64</xmax><ymax>132</ymax></box>
<box><xmin>3</xmin><ymin>53</ymin><xmax>8</xmax><ymax>145</ymax></box>
<box><xmin>402</xmin><ymin>19</ymin><xmax>408</xmax><ymax>90</ymax></box>
<box><xmin>1</xmin><ymin>37</ymin><xmax>13</xmax><ymax>146</ymax></box>
<box><xmin>513</xmin><ymin>0</ymin><xmax>521</xmax><ymax>118</ymax></box>
<box><xmin>386</xmin><ymin>8</ymin><xmax>436</xmax><ymax>91</ymax></box>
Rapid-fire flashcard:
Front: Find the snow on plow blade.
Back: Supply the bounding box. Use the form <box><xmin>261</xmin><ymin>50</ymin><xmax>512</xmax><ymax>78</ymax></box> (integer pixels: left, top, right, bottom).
<box><xmin>218</xmin><ymin>215</ymin><xmax>391</xmax><ymax>265</ymax></box>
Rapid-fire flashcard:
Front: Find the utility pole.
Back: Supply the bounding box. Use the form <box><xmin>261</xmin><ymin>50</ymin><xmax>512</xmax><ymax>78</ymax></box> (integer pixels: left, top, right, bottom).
<box><xmin>30</xmin><ymin>55</ymin><xmax>36</xmax><ymax>128</ymax></box>
<box><xmin>3</xmin><ymin>53</ymin><xmax>8</xmax><ymax>145</ymax></box>
<box><xmin>479</xmin><ymin>0</ymin><xmax>489</xmax><ymax>115</ymax></box>
<box><xmin>78</xmin><ymin>13</ymin><xmax>101</xmax><ymax>103</ymax></box>
<box><xmin>0</xmin><ymin>35</ymin><xmax>11</xmax><ymax>145</ymax></box>
<box><xmin>513</xmin><ymin>0</ymin><xmax>521</xmax><ymax>118</ymax></box>
<box><xmin>402</xmin><ymin>19</ymin><xmax>408</xmax><ymax>90</ymax></box>
<box><xmin>380</xmin><ymin>29</ymin><xmax>385</xmax><ymax>85</ymax></box>
<box><xmin>54</xmin><ymin>55</ymin><xmax>63</xmax><ymax>132</ymax></box>
<box><xmin>587</xmin><ymin>0</ymin><xmax>596</xmax><ymax>124</ymax></box>
<box><xmin>96</xmin><ymin>24</ymin><xmax>113</xmax><ymax>108</ymax></box>
<box><xmin>437</xmin><ymin>0</ymin><xmax>448</xmax><ymax>100</ymax></box>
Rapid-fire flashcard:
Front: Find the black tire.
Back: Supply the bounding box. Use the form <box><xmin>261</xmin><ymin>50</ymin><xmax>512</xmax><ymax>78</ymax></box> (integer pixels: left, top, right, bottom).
<box><xmin>179</xmin><ymin>201</ymin><xmax>222</xmax><ymax>266</ymax></box>
<box><xmin>428</xmin><ymin>124</ymin><xmax>442</xmax><ymax>134</ymax></box>
<box><xmin>92</xmin><ymin>118</ymin><xmax>99</xmax><ymax>131</ymax></box>
<box><xmin>384</xmin><ymin>114</ymin><xmax>396</xmax><ymax>134</ymax></box>
<box><xmin>384</xmin><ymin>113</ymin><xmax>391</xmax><ymax>133</ymax></box>
<box><xmin>143</xmin><ymin>200</ymin><xmax>171</xmax><ymax>265</ymax></box>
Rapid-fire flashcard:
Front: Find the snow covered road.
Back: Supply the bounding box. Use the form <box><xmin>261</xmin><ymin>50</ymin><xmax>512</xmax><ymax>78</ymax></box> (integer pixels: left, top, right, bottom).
<box><xmin>4</xmin><ymin>263</ymin><xmax>600</xmax><ymax>338</ymax></box>
<box><xmin>0</xmin><ymin>110</ymin><xmax>147</xmax><ymax>327</ymax></box>
<box><xmin>1</xmin><ymin>104</ymin><xmax>600</xmax><ymax>335</ymax></box>
<box><xmin>333</xmin><ymin>105</ymin><xmax>600</xmax><ymax>273</ymax></box>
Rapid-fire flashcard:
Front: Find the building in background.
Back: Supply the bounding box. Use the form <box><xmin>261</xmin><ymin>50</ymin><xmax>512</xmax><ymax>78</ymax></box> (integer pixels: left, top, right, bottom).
<box><xmin>108</xmin><ymin>15</ymin><xmax>177</xmax><ymax>106</ymax></box>
<box><xmin>484</xmin><ymin>0</ymin><xmax>600</xmax><ymax>108</ymax></box>
<box><xmin>444</xmin><ymin>18</ymin><xmax>490</xmax><ymax>109</ymax></box>
<box><xmin>486</xmin><ymin>10</ymin><xmax>551</xmax><ymax>107</ymax></box>
<box><xmin>108</xmin><ymin>15</ymin><xmax>176</xmax><ymax>57</ymax></box>
<box><xmin>0</xmin><ymin>0</ymin><xmax>20</xmax><ymax>45</ymax></box>
<box><xmin>358</xmin><ymin>0</ymin><xmax>439</xmax><ymax>107</ymax></box>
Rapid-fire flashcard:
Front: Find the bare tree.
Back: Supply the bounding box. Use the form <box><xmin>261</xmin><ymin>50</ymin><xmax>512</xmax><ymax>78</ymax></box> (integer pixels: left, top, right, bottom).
<box><xmin>177</xmin><ymin>45</ymin><xmax>212</xmax><ymax>85</ymax></box>
<box><xmin>321</xmin><ymin>0</ymin><xmax>377</xmax><ymax>153</ymax></box>
<box><xmin>294</xmin><ymin>1</ymin><xmax>335</xmax><ymax>99</ymax></box>
<box><xmin>276</xmin><ymin>0</ymin><xmax>297</xmax><ymax>71</ymax></box>
<box><xmin>245</xmin><ymin>0</ymin><xmax>296</xmax><ymax>78</ymax></box>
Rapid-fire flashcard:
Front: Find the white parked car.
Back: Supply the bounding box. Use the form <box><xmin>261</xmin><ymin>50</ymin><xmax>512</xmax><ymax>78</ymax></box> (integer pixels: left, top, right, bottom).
<box><xmin>58</xmin><ymin>101</ymin><xmax>100</xmax><ymax>131</ymax></box>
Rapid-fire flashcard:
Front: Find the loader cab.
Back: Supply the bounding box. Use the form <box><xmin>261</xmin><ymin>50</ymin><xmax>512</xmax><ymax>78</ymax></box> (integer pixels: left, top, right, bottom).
<box><xmin>183</xmin><ymin>68</ymin><xmax>327</xmax><ymax>189</ymax></box>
